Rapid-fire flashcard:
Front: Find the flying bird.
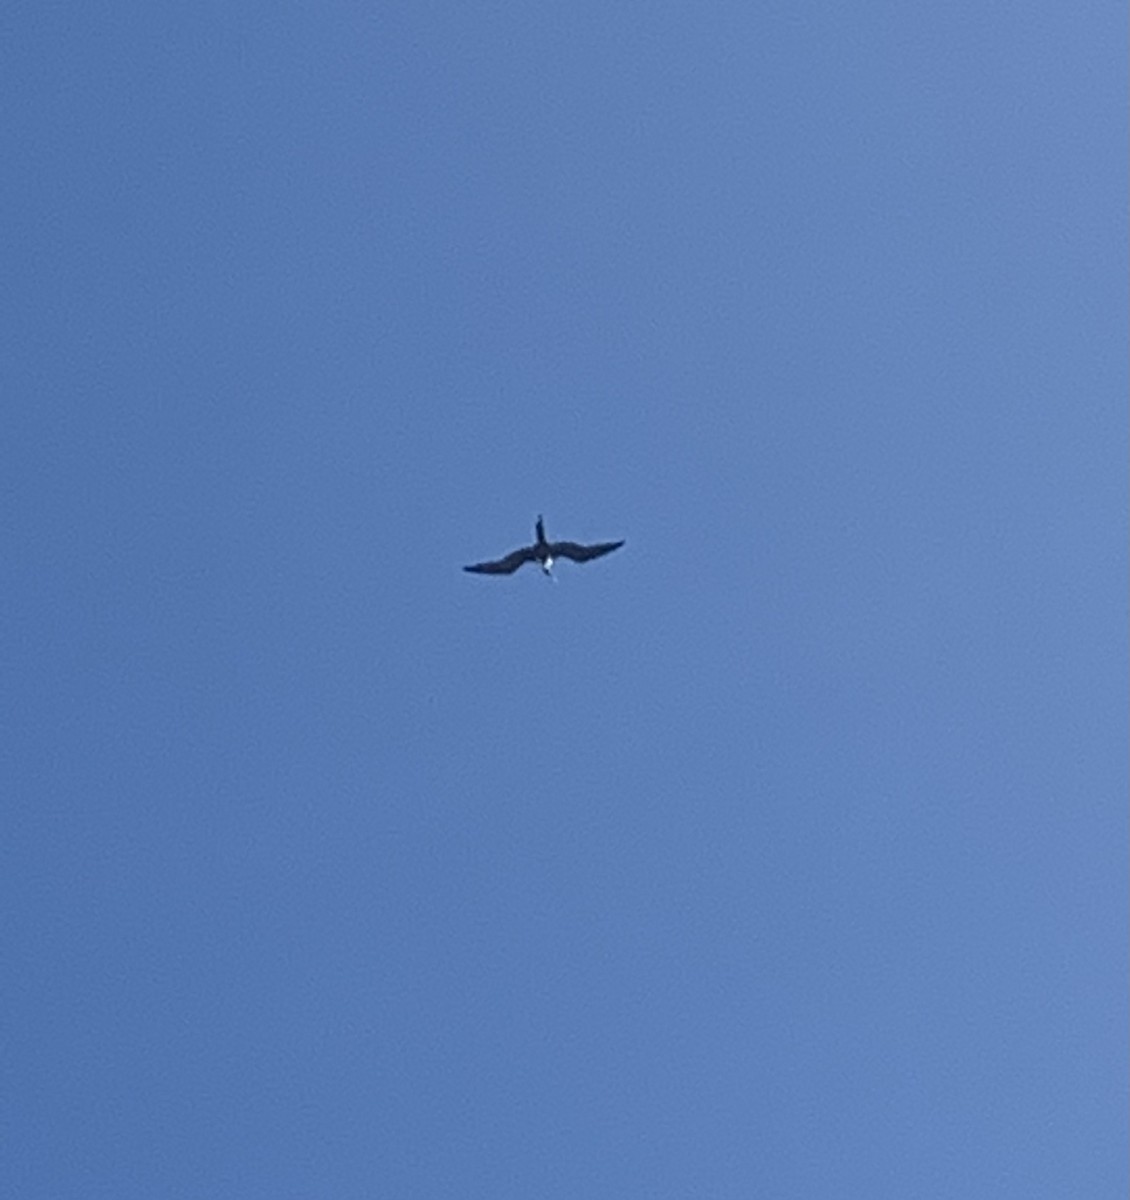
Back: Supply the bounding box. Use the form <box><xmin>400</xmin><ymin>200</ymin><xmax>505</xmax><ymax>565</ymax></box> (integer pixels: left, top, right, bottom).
<box><xmin>464</xmin><ymin>516</ymin><xmax>624</xmax><ymax>577</ymax></box>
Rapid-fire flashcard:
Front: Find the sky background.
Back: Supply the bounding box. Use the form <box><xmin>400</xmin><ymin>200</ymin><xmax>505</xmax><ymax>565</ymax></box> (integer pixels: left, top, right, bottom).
<box><xmin>2</xmin><ymin>3</ymin><xmax>1126</xmax><ymax>1196</ymax></box>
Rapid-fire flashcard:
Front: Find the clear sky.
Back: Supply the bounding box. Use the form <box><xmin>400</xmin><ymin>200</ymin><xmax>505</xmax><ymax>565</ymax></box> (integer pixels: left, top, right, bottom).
<box><xmin>3</xmin><ymin>3</ymin><xmax>1125</xmax><ymax>1196</ymax></box>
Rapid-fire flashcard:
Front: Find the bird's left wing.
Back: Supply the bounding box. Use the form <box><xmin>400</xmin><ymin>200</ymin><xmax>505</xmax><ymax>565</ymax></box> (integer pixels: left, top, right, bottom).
<box><xmin>463</xmin><ymin>545</ymin><xmax>538</xmax><ymax>574</ymax></box>
<box><xmin>549</xmin><ymin>539</ymin><xmax>625</xmax><ymax>564</ymax></box>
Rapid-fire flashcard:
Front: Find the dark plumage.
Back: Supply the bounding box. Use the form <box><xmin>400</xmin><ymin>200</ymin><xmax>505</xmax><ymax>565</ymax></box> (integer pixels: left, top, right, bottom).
<box><xmin>464</xmin><ymin>515</ymin><xmax>624</xmax><ymax>576</ymax></box>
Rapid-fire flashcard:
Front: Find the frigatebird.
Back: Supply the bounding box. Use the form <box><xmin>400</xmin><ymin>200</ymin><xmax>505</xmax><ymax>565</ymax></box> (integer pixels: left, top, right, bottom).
<box><xmin>464</xmin><ymin>516</ymin><xmax>624</xmax><ymax>576</ymax></box>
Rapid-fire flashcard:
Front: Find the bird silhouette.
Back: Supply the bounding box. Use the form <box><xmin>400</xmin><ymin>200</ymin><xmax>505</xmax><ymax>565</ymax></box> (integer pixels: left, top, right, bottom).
<box><xmin>464</xmin><ymin>516</ymin><xmax>624</xmax><ymax>576</ymax></box>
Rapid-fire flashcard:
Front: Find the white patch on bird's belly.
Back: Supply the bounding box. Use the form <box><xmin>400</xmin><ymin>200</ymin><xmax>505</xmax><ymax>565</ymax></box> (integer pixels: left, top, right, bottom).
<box><xmin>541</xmin><ymin>557</ymin><xmax>554</xmax><ymax>574</ymax></box>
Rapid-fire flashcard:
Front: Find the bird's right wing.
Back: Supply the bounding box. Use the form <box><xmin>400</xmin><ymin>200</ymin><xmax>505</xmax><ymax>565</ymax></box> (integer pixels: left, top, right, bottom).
<box><xmin>463</xmin><ymin>545</ymin><xmax>538</xmax><ymax>575</ymax></box>
<box><xmin>550</xmin><ymin>539</ymin><xmax>625</xmax><ymax>564</ymax></box>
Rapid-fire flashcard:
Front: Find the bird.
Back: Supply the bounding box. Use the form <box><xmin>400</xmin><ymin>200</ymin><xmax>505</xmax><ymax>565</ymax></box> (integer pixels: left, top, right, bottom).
<box><xmin>464</xmin><ymin>515</ymin><xmax>624</xmax><ymax>577</ymax></box>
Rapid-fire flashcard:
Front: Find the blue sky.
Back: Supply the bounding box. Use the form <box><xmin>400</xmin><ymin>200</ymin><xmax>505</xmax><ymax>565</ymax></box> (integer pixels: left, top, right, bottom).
<box><xmin>3</xmin><ymin>3</ymin><xmax>1125</xmax><ymax>1196</ymax></box>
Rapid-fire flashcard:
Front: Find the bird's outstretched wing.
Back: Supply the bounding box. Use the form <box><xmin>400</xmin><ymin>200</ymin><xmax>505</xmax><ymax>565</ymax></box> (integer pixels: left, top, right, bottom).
<box><xmin>463</xmin><ymin>545</ymin><xmax>539</xmax><ymax>574</ymax></box>
<box><xmin>549</xmin><ymin>539</ymin><xmax>625</xmax><ymax>564</ymax></box>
